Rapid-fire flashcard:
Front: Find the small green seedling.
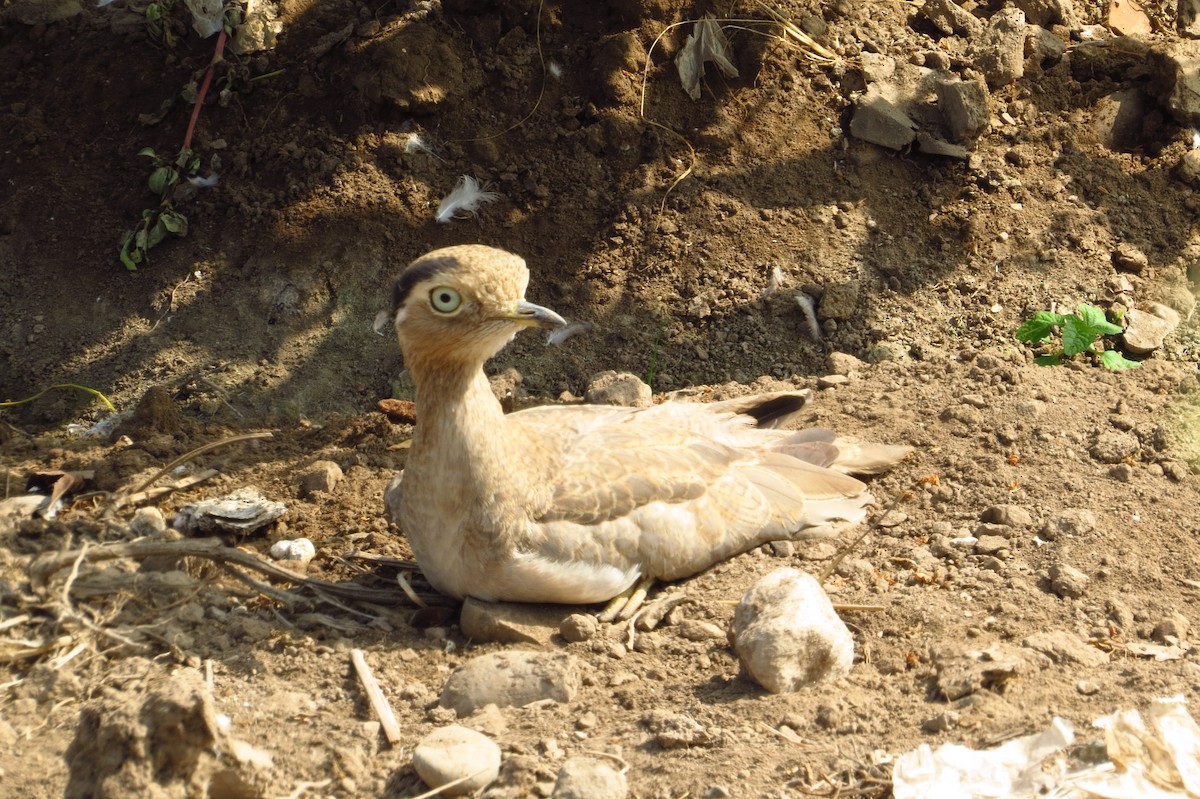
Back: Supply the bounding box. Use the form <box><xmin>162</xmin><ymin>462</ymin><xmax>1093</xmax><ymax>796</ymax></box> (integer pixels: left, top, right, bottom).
<box><xmin>1016</xmin><ymin>303</ymin><xmax>1140</xmax><ymax>370</ymax></box>
<box><xmin>119</xmin><ymin>147</ymin><xmax>198</xmax><ymax>271</ymax></box>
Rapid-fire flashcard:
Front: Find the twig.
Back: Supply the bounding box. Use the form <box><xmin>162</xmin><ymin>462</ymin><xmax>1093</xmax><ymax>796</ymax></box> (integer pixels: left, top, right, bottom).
<box><xmin>182</xmin><ymin>29</ymin><xmax>228</xmax><ymax>154</ymax></box>
<box><xmin>408</xmin><ymin>768</ymin><xmax>494</xmax><ymax>799</ymax></box>
<box><xmin>120</xmin><ymin>432</ymin><xmax>273</xmax><ymax>500</ymax></box>
<box><xmin>29</xmin><ymin>537</ymin><xmax>453</xmax><ymax>607</ymax></box>
<box><xmin>350</xmin><ymin>649</ymin><xmax>402</xmax><ymax>745</ymax></box>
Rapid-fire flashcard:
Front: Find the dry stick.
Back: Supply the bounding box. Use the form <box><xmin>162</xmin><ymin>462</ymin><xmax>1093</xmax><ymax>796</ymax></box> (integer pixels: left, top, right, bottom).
<box><xmin>408</xmin><ymin>768</ymin><xmax>494</xmax><ymax>799</ymax></box>
<box><xmin>29</xmin><ymin>538</ymin><xmax>454</xmax><ymax>607</ymax></box>
<box><xmin>183</xmin><ymin>29</ymin><xmax>228</xmax><ymax>154</ymax></box>
<box><xmin>350</xmin><ymin>649</ymin><xmax>402</xmax><ymax>745</ymax></box>
<box><xmin>818</xmin><ymin>489</ymin><xmax>907</xmax><ymax>585</ymax></box>
<box><xmin>119</xmin><ymin>432</ymin><xmax>273</xmax><ymax>501</ymax></box>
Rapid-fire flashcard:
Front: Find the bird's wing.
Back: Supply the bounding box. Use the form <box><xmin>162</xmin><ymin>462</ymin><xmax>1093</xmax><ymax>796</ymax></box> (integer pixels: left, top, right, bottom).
<box><xmin>507</xmin><ymin>401</ymin><xmax>873</xmax><ymax>582</ymax></box>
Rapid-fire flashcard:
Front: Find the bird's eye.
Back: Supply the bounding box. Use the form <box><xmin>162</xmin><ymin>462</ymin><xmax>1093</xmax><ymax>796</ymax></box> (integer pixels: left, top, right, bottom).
<box><xmin>429</xmin><ymin>287</ymin><xmax>463</xmax><ymax>314</ymax></box>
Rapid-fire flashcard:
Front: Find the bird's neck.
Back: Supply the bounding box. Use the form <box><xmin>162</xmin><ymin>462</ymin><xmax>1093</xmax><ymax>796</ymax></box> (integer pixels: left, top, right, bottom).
<box><xmin>408</xmin><ymin>361</ymin><xmax>515</xmax><ymax>478</ymax></box>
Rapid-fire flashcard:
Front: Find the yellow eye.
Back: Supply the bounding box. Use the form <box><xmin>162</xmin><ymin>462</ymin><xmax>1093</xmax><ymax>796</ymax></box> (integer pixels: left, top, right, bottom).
<box><xmin>430</xmin><ymin>286</ymin><xmax>462</xmax><ymax>313</ymax></box>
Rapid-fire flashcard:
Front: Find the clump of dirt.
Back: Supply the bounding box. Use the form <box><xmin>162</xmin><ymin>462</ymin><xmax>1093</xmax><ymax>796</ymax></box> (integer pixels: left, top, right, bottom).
<box><xmin>1</xmin><ymin>0</ymin><xmax>1200</xmax><ymax>796</ymax></box>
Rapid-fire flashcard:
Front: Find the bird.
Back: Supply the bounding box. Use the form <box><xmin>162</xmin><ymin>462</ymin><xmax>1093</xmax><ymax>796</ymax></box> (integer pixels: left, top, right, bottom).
<box><xmin>383</xmin><ymin>244</ymin><xmax>910</xmax><ymax>617</ymax></box>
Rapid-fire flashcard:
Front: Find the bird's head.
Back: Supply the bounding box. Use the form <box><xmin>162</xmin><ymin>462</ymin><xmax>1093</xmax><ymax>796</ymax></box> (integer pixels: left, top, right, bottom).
<box><xmin>391</xmin><ymin>245</ymin><xmax>566</xmax><ymax>370</ymax></box>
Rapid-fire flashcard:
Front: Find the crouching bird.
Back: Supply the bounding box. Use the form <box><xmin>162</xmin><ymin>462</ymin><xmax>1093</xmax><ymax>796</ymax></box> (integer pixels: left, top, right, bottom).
<box><xmin>384</xmin><ymin>245</ymin><xmax>910</xmax><ymax>618</ymax></box>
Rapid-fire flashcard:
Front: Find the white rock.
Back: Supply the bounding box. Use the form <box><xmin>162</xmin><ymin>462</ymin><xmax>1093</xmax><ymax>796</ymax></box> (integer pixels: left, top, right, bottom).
<box><xmin>731</xmin><ymin>568</ymin><xmax>854</xmax><ymax>693</ymax></box>
<box><xmin>269</xmin><ymin>538</ymin><xmax>315</xmax><ymax>564</ymax></box>
<box><xmin>130</xmin><ymin>506</ymin><xmax>167</xmax><ymax>537</ymax></box>
<box><xmin>552</xmin><ymin>756</ymin><xmax>628</xmax><ymax>799</ymax></box>
<box><xmin>411</xmin><ymin>725</ymin><xmax>500</xmax><ymax>796</ymax></box>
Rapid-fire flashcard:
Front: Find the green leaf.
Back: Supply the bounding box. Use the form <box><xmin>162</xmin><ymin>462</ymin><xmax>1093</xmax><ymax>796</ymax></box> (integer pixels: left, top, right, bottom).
<box><xmin>1100</xmin><ymin>350</ymin><xmax>1141</xmax><ymax>370</ymax></box>
<box><xmin>1061</xmin><ymin>315</ymin><xmax>1096</xmax><ymax>357</ymax></box>
<box><xmin>148</xmin><ymin>166</ymin><xmax>177</xmax><ymax>195</ymax></box>
<box><xmin>138</xmin><ymin>147</ymin><xmax>158</xmax><ymax>158</ymax></box>
<box><xmin>160</xmin><ymin>211</ymin><xmax>188</xmax><ymax>235</ymax></box>
<box><xmin>1034</xmin><ymin>353</ymin><xmax>1063</xmax><ymax>366</ymax></box>
<box><xmin>1016</xmin><ymin>311</ymin><xmax>1066</xmax><ymax>343</ymax></box>
<box><xmin>119</xmin><ymin>233</ymin><xmax>142</xmax><ymax>271</ymax></box>
<box><xmin>1077</xmin><ymin>303</ymin><xmax>1121</xmax><ymax>336</ymax></box>
<box><xmin>146</xmin><ymin>218</ymin><xmax>168</xmax><ymax>249</ymax></box>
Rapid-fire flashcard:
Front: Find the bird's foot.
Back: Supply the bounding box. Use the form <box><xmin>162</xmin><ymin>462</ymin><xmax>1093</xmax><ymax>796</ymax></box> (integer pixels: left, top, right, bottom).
<box><xmin>596</xmin><ymin>576</ymin><xmax>656</xmax><ymax>623</ymax></box>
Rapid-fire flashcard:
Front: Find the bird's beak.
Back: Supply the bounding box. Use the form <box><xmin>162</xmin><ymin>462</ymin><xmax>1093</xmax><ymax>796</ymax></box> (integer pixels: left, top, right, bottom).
<box><xmin>501</xmin><ymin>300</ymin><xmax>567</xmax><ymax>329</ymax></box>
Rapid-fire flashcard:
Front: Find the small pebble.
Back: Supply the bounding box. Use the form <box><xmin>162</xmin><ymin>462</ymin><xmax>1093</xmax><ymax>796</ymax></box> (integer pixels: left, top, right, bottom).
<box><xmin>269</xmin><ymin>538</ymin><xmax>316</xmax><ymax>564</ymax></box>
<box><xmin>411</xmin><ymin>725</ymin><xmax>501</xmax><ymax>796</ymax></box>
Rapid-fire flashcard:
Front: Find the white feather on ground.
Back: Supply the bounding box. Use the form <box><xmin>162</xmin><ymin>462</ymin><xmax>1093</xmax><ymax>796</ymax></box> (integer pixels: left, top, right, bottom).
<box><xmin>435</xmin><ymin>176</ymin><xmax>501</xmax><ymax>223</ymax></box>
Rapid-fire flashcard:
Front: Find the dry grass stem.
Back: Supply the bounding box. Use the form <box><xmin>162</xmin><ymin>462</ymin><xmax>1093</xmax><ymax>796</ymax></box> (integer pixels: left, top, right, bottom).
<box><xmin>350</xmin><ymin>648</ymin><xmax>402</xmax><ymax>745</ymax></box>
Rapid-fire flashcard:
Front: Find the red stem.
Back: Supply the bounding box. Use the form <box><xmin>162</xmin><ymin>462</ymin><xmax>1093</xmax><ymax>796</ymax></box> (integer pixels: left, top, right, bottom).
<box><xmin>181</xmin><ymin>28</ymin><xmax>227</xmax><ymax>154</ymax></box>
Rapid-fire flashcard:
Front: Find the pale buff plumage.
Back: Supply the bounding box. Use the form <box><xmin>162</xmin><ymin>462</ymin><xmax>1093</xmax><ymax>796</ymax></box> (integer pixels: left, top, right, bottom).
<box><xmin>384</xmin><ymin>245</ymin><xmax>910</xmax><ymax>606</ymax></box>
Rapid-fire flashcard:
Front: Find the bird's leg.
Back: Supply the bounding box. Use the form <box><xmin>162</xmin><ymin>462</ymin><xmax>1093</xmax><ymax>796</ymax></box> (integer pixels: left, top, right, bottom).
<box><xmin>597</xmin><ymin>576</ymin><xmax>656</xmax><ymax>623</ymax></box>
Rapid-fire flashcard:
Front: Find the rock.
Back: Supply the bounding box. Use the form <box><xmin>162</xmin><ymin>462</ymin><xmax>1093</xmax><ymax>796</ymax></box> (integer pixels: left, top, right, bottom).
<box><xmin>269</xmin><ymin>537</ymin><xmax>315</xmax><ymax>564</ymax></box>
<box><xmin>129</xmin><ymin>506</ymin><xmax>167</xmax><ymax>537</ymax></box>
<box><xmin>730</xmin><ymin>568</ymin><xmax>854</xmax><ymax>693</ymax></box>
<box><xmin>676</xmin><ymin>619</ymin><xmax>726</xmax><ymax>641</ymax></box>
<box><xmin>936</xmin><ymin>78</ymin><xmax>991</xmax><ymax>141</ymax></box>
<box><xmin>919</xmin><ymin>0</ymin><xmax>984</xmax><ymax>37</ymax></box>
<box><xmin>826</xmin><ymin>351</ymin><xmax>864</xmax><ymax>375</ymax></box>
<box><xmin>411</xmin><ymin>725</ymin><xmax>501</xmax><ymax>796</ymax></box>
<box><xmin>918</xmin><ymin>129</ymin><xmax>970</xmax><ymax>156</ymax></box>
<box><xmin>970</xmin><ymin>8</ymin><xmax>1027</xmax><ymax>88</ymax></box>
<box><xmin>933</xmin><ymin>643</ymin><xmax>1025</xmax><ymax>700</ymax></box>
<box><xmin>816</xmin><ymin>374</ymin><xmax>850</xmax><ymax>389</ymax></box>
<box><xmin>1040</xmin><ymin>509</ymin><xmax>1096</xmax><ymax>539</ymax></box>
<box><xmin>440</xmin><ymin>651</ymin><xmax>580</xmax><ymax>716</ymax></box>
<box><xmin>460</xmin><ymin>598</ymin><xmax>564</xmax><ymax>646</ymax></box>
<box><xmin>860</xmin><ymin>52</ymin><xmax>897</xmax><ymax>84</ymax></box>
<box><xmin>1182</xmin><ymin>0</ymin><xmax>1200</xmax><ymax>37</ymax></box>
<box><xmin>585</xmin><ymin>371</ymin><xmax>652</xmax><ymax>407</ymax></box>
<box><xmin>1112</xmin><ymin>242</ymin><xmax>1149</xmax><ymax>273</ymax></box>
<box><xmin>64</xmin><ymin>666</ymin><xmax>265</xmax><ymax>799</ymax></box>
<box><xmin>174</xmin><ymin>487</ymin><xmax>286</xmax><ymax>535</ymax></box>
<box><xmin>299</xmin><ymin>460</ymin><xmax>343</xmax><ymax>497</ymax></box>
<box><xmin>1092</xmin><ymin>89</ymin><xmax>1149</xmax><ymax>152</ymax></box>
<box><xmin>1014</xmin><ymin>0</ymin><xmax>1077</xmax><ymax>27</ymax></box>
<box><xmin>1108</xmin><ymin>0</ymin><xmax>1151</xmax><ymax>36</ymax></box>
<box><xmin>1025</xmin><ymin>25</ymin><xmax>1066</xmax><ymax>69</ymax></box>
<box><xmin>1048</xmin><ymin>562</ymin><xmax>1089</xmax><ymax>598</ymax></box>
<box><xmin>849</xmin><ymin>88</ymin><xmax>917</xmax><ymax>150</ymax></box>
<box><xmin>921</xmin><ymin>710</ymin><xmax>961</xmax><ymax>733</ymax></box>
<box><xmin>552</xmin><ymin>756</ymin><xmax>628</xmax><ymax>799</ymax></box>
<box><xmin>1022</xmin><ymin>630</ymin><xmax>1109</xmax><ymax>666</ymax></box>
<box><xmin>818</xmin><ymin>281</ymin><xmax>861</xmax><ymax>321</ymax></box>
<box><xmin>643</xmin><ymin>709</ymin><xmax>716</xmax><ymax>748</ymax></box>
<box><xmin>973</xmin><ymin>535</ymin><xmax>1010</xmax><ymax>557</ymax></box>
<box><xmin>559</xmin><ymin>613</ymin><xmax>600</xmax><ymax>643</ymax></box>
<box><xmin>1149</xmin><ymin>40</ymin><xmax>1200</xmax><ymax>127</ymax></box>
<box><xmin>1090</xmin><ymin>430</ymin><xmax>1140</xmax><ymax>463</ymax></box>
<box><xmin>1123</xmin><ymin>305</ymin><xmax>1180</xmax><ymax>354</ymax></box>
<box><xmin>378</xmin><ymin>398</ymin><xmax>417</xmax><ymax>423</ymax></box>
<box><xmin>114</xmin><ymin>385</ymin><xmax>180</xmax><ymax>438</ymax></box>
<box><xmin>980</xmin><ymin>505</ymin><xmax>1033</xmax><ymax>527</ymax></box>
<box><xmin>1152</xmin><ymin>612</ymin><xmax>1191</xmax><ymax>643</ymax></box>
<box><xmin>1109</xmin><ymin>463</ymin><xmax>1135</xmax><ymax>481</ymax></box>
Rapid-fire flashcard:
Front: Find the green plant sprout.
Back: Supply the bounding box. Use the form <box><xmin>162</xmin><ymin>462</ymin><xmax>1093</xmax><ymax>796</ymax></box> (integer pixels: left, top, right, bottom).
<box><xmin>119</xmin><ymin>147</ymin><xmax>198</xmax><ymax>271</ymax></box>
<box><xmin>120</xmin><ymin>1</ymin><xmax>236</xmax><ymax>270</ymax></box>
<box><xmin>1016</xmin><ymin>303</ymin><xmax>1140</xmax><ymax>371</ymax></box>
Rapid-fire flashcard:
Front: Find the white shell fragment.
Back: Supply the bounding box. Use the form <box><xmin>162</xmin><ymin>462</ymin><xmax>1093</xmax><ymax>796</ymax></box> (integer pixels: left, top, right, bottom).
<box><xmin>174</xmin><ymin>487</ymin><xmax>286</xmax><ymax>535</ymax></box>
<box><xmin>269</xmin><ymin>537</ymin><xmax>315</xmax><ymax>564</ymax></box>
<box><xmin>731</xmin><ymin>568</ymin><xmax>854</xmax><ymax>692</ymax></box>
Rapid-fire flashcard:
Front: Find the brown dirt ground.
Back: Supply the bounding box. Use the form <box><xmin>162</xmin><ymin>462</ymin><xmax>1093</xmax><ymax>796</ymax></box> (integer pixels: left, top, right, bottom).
<box><xmin>2</xmin><ymin>0</ymin><xmax>1200</xmax><ymax>796</ymax></box>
